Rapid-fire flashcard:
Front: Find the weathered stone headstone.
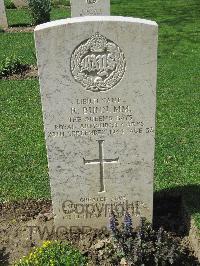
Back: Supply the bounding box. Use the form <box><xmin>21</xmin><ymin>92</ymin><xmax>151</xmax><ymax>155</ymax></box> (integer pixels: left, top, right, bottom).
<box><xmin>12</xmin><ymin>0</ymin><xmax>28</xmax><ymax>8</ymax></box>
<box><xmin>35</xmin><ymin>16</ymin><xmax>158</xmax><ymax>229</ymax></box>
<box><xmin>70</xmin><ymin>0</ymin><xmax>110</xmax><ymax>17</ymax></box>
<box><xmin>0</xmin><ymin>0</ymin><xmax>8</xmax><ymax>28</ymax></box>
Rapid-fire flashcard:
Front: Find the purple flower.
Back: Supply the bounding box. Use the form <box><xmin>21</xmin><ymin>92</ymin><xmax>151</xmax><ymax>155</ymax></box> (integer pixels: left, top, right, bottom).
<box><xmin>124</xmin><ymin>211</ymin><xmax>132</xmax><ymax>233</ymax></box>
<box><xmin>109</xmin><ymin>212</ymin><xmax>117</xmax><ymax>232</ymax></box>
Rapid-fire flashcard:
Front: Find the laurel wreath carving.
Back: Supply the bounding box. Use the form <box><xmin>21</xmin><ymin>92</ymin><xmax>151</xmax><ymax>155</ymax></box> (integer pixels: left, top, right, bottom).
<box><xmin>71</xmin><ymin>33</ymin><xmax>126</xmax><ymax>92</ymax></box>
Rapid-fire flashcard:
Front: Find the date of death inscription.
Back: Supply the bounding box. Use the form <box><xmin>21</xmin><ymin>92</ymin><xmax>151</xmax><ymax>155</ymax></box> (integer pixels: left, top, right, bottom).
<box><xmin>47</xmin><ymin>97</ymin><xmax>154</xmax><ymax>138</ymax></box>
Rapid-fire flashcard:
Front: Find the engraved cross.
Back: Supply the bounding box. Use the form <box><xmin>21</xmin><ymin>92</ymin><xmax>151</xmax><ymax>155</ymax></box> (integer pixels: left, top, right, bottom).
<box><xmin>83</xmin><ymin>140</ymin><xmax>119</xmax><ymax>193</ymax></box>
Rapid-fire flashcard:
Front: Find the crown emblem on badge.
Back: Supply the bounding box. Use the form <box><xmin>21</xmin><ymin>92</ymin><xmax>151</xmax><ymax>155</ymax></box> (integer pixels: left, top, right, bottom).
<box><xmin>90</xmin><ymin>33</ymin><xmax>107</xmax><ymax>52</ymax></box>
<box><xmin>70</xmin><ymin>33</ymin><xmax>126</xmax><ymax>92</ymax></box>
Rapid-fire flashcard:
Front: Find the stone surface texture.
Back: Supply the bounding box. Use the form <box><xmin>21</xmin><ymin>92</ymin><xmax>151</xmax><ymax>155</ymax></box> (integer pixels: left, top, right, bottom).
<box><xmin>0</xmin><ymin>0</ymin><xmax>8</xmax><ymax>28</ymax></box>
<box><xmin>35</xmin><ymin>16</ymin><xmax>158</xmax><ymax>229</ymax></box>
<box><xmin>70</xmin><ymin>0</ymin><xmax>110</xmax><ymax>17</ymax></box>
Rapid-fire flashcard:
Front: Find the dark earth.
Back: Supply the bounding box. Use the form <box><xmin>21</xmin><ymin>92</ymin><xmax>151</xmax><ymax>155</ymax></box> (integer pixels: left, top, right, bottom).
<box><xmin>0</xmin><ymin>195</ymin><xmax>199</xmax><ymax>265</ymax></box>
<box><xmin>4</xmin><ymin>27</ymin><xmax>34</xmax><ymax>33</ymax></box>
<box><xmin>0</xmin><ymin>65</ymin><xmax>38</xmax><ymax>80</ymax></box>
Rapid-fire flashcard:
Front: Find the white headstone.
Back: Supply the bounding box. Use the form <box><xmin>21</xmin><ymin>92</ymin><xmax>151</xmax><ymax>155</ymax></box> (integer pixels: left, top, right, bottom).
<box><xmin>70</xmin><ymin>0</ymin><xmax>110</xmax><ymax>17</ymax></box>
<box><xmin>0</xmin><ymin>0</ymin><xmax>8</xmax><ymax>28</ymax></box>
<box><xmin>35</xmin><ymin>16</ymin><xmax>158</xmax><ymax>229</ymax></box>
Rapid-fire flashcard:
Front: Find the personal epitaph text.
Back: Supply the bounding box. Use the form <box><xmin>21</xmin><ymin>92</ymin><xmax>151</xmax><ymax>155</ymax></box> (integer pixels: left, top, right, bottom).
<box><xmin>0</xmin><ymin>0</ymin><xmax>8</xmax><ymax>28</ymax></box>
<box><xmin>35</xmin><ymin>16</ymin><xmax>158</xmax><ymax>229</ymax></box>
<box><xmin>70</xmin><ymin>0</ymin><xmax>110</xmax><ymax>17</ymax></box>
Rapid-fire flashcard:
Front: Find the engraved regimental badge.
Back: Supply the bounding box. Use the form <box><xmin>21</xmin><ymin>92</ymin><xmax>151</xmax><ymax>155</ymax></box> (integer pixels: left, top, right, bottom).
<box><xmin>71</xmin><ymin>33</ymin><xmax>126</xmax><ymax>92</ymax></box>
<box><xmin>87</xmin><ymin>0</ymin><xmax>98</xmax><ymax>3</ymax></box>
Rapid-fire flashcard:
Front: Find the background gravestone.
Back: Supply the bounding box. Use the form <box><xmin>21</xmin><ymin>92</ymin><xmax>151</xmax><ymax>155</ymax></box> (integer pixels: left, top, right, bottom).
<box><xmin>0</xmin><ymin>0</ymin><xmax>8</xmax><ymax>28</ymax></box>
<box><xmin>70</xmin><ymin>0</ymin><xmax>110</xmax><ymax>17</ymax></box>
<box><xmin>35</xmin><ymin>16</ymin><xmax>158</xmax><ymax>229</ymax></box>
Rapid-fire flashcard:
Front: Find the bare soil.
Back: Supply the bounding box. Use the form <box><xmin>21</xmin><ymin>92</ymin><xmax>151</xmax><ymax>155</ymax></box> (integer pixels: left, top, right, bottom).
<box><xmin>0</xmin><ymin>65</ymin><xmax>38</xmax><ymax>80</ymax></box>
<box><xmin>0</xmin><ymin>197</ymin><xmax>199</xmax><ymax>265</ymax></box>
<box><xmin>4</xmin><ymin>27</ymin><xmax>34</xmax><ymax>33</ymax></box>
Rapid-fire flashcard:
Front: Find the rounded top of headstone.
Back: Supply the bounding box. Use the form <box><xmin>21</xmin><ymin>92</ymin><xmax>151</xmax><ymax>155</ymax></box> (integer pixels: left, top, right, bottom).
<box><xmin>34</xmin><ymin>16</ymin><xmax>158</xmax><ymax>32</ymax></box>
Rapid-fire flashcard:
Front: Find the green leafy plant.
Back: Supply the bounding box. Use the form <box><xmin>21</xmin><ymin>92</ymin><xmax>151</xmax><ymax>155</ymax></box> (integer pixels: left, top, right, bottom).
<box><xmin>15</xmin><ymin>240</ymin><xmax>87</xmax><ymax>266</ymax></box>
<box><xmin>108</xmin><ymin>214</ymin><xmax>198</xmax><ymax>265</ymax></box>
<box><xmin>51</xmin><ymin>0</ymin><xmax>70</xmax><ymax>7</ymax></box>
<box><xmin>28</xmin><ymin>0</ymin><xmax>51</xmax><ymax>25</ymax></box>
<box><xmin>0</xmin><ymin>55</ymin><xmax>28</xmax><ymax>79</ymax></box>
<box><xmin>4</xmin><ymin>0</ymin><xmax>16</xmax><ymax>9</ymax></box>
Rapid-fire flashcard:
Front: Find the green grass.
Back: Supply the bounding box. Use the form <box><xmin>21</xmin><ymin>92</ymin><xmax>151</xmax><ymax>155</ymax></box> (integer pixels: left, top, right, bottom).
<box><xmin>0</xmin><ymin>33</ymin><xmax>35</xmax><ymax>65</ymax></box>
<box><xmin>0</xmin><ymin>0</ymin><xmax>200</xmax><ymax>228</ymax></box>
<box><xmin>0</xmin><ymin>80</ymin><xmax>50</xmax><ymax>201</ymax></box>
<box><xmin>6</xmin><ymin>7</ymin><xmax>70</xmax><ymax>27</ymax></box>
<box><xmin>5</xmin><ymin>0</ymin><xmax>70</xmax><ymax>9</ymax></box>
<box><xmin>50</xmin><ymin>7</ymin><xmax>70</xmax><ymax>21</ymax></box>
<box><xmin>6</xmin><ymin>9</ymin><xmax>32</xmax><ymax>26</ymax></box>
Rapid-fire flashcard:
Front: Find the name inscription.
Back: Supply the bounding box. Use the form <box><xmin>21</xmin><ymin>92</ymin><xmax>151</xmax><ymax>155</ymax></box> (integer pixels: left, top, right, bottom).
<box><xmin>48</xmin><ymin>97</ymin><xmax>154</xmax><ymax>138</ymax></box>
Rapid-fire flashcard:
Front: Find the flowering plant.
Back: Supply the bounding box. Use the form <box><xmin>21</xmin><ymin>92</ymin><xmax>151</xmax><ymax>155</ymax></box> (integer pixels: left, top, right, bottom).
<box><xmin>15</xmin><ymin>240</ymin><xmax>87</xmax><ymax>266</ymax></box>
